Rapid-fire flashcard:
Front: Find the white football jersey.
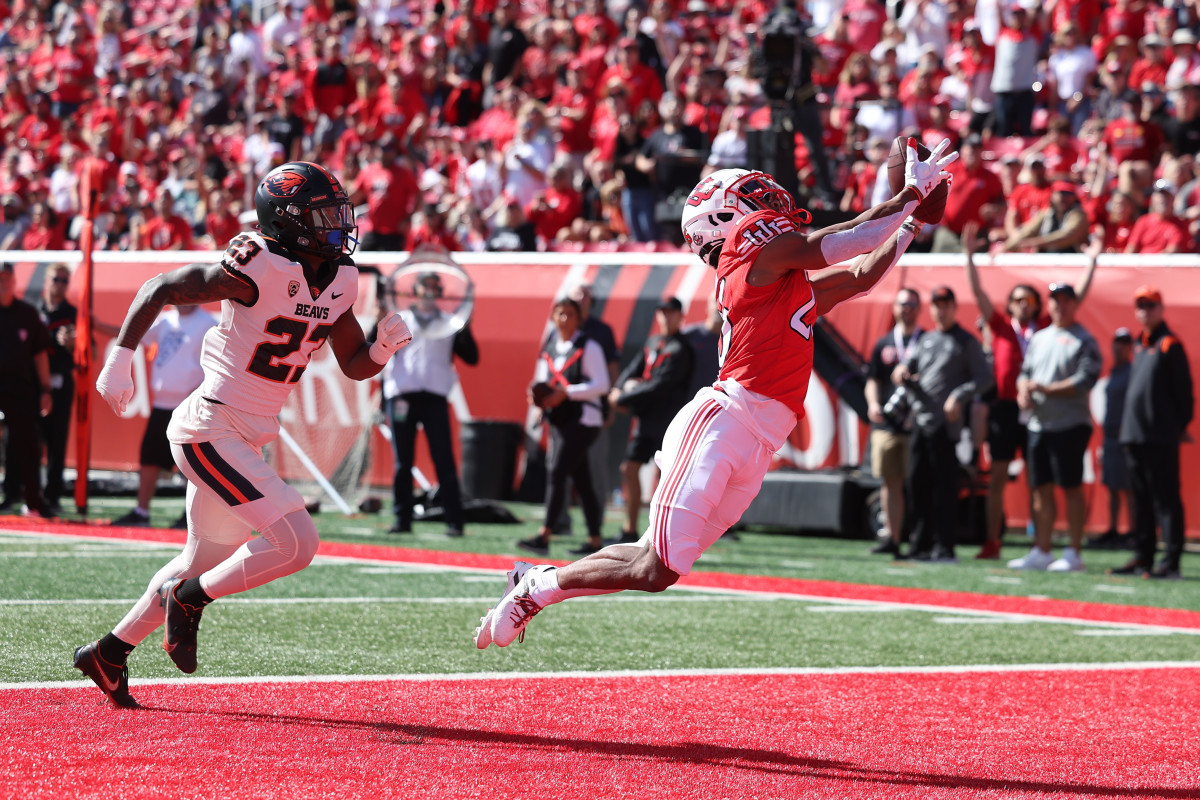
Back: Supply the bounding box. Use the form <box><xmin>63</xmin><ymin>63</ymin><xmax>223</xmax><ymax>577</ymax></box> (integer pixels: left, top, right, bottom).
<box><xmin>198</xmin><ymin>231</ymin><xmax>359</xmax><ymax>417</ymax></box>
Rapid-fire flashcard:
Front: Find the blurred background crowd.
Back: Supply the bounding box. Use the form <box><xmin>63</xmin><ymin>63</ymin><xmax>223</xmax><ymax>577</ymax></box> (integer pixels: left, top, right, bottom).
<box><xmin>3</xmin><ymin>0</ymin><xmax>1200</xmax><ymax>256</ymax></box>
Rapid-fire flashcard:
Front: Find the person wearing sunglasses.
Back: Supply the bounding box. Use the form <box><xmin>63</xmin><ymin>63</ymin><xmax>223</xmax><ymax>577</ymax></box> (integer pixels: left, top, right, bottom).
<box><xmin>961</xmin><ymin>223</ymin><xmax>1098</xmax><ymax>560</ymax></box>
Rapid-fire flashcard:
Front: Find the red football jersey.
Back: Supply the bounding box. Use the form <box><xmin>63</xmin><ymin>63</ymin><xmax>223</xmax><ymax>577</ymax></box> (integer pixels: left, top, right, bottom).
<box><xmin>715</xmin><ymin>210</ymin><xmax>817</xmax><ymax>419</ymax></box>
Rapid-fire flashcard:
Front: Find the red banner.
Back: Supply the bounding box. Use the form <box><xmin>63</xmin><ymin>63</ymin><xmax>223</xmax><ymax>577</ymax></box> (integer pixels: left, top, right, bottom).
<box><xmin>6</xmin><ymin>252</ymin><xmax>1198</xmax><ymax>535</ymax></box>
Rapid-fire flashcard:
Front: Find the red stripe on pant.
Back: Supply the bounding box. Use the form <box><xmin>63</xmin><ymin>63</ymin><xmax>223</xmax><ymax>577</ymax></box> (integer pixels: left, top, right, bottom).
<box><xmin>653</xmin><ymin>400</ymin><xmax>722</xmax><ymax>572</ymax></box>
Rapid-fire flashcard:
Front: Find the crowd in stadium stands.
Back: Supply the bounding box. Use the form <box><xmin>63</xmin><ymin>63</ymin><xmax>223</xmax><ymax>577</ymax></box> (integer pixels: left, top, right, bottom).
<box><xmin>4</xmin><ymin>0</ymin><xmax>1200</xmax><ymax>255</ymax></box>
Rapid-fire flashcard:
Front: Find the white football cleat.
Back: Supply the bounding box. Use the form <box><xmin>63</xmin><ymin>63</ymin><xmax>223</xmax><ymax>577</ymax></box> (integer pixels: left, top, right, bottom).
<box><xmin>490</xmin><ymin>565</ymin><xmax>555</xmax><ymax>648</ymax></box>
<box><xmin>474</xmin><ymin>561</ymin><xmax>532</xmax><ymax>649</ymax></box>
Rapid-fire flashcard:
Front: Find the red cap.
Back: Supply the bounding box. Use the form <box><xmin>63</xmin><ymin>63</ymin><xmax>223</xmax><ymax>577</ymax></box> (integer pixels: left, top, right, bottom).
<box><xmin>617</xmin><ymin>37</ymin><xmax>637</xmax><ymax>49</ymax></box>
<box><xmin>1050</xmin><ymin>180</ymin><xmax>1078</xmax><ymax>195</ymax></box>
<box><xmin>1134</xmin><ymin>285</ymin><xmax>1163</xmax><ymax>304</ymax></box>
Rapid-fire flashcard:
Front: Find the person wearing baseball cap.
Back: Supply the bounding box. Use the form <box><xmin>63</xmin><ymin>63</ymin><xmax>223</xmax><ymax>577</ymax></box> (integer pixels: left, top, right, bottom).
<box><xmin>1088</xmin><ymin>327</ymin><xmax>1137</xmax><ymax>551</ymax></box>
<box><xmin>607</xmin><ymin>296</ymin><xmax>694</xmax><ymax>545</ymax></box>
<box><xmin>1001</xmin><ymin>179</ymin><xmax>1089</xmax><ymax>253</ymax></box>
<box><xmin>891</xmin><ymin>282</ymin><xmax>994</xmax><ymax>563</ymax></box>
<box><xmin>1112</xmin><ymin>285</ymin><xmax>1194</xmax><ymax>579</ymax></box>
<box><xmin>1008</xmin><ymin>274</ymin><xmax>1102</xmax><ymax>573</ymax></box>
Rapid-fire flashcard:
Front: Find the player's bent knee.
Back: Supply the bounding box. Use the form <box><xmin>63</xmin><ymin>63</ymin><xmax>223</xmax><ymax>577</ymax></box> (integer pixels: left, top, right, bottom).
<box><xmin>631</xmin><ymin>545</ymin><xmax>680</xmax><ymax>592</ymax></box>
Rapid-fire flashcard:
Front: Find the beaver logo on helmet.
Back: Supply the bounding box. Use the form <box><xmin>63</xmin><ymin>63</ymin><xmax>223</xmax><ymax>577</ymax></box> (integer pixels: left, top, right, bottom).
<box><xmin>264</xmin><ymin>171</ymin><xmax>307</xmax><ymax>198</ymax></box>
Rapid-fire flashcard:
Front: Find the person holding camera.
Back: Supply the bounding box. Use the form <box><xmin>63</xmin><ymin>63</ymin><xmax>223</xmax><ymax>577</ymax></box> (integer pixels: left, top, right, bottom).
<box><xmin>892</xmin><ymin>285</ymin><xmax>993</xmax><ymax>563</ymax></box>
<box><xmin>518</xmin><ymin>295</ymin><xmax>611</xmax><ymax>557</ymax></box>
<box><xmin>865</xmin><ymin>288</ymin><xmax>923</xmax><ymax>557</ymax></box>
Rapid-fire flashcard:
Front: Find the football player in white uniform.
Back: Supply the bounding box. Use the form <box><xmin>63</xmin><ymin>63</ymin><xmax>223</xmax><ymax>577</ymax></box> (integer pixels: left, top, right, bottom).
<box><xmin>74</xmin><ymin>162</ymin><xmax>413</xmax><ymax>707</ymax></box>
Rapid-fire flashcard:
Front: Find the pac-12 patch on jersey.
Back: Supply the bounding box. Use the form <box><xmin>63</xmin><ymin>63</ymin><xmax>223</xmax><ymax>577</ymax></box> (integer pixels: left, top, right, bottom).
<box><xmin>198</xmin><ymin>232</ymin><xmax>358</xmax><ymax>417</ymax></box>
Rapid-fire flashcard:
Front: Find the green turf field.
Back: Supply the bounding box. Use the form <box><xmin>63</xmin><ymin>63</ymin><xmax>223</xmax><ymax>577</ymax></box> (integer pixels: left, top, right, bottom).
<box><xmin>3</xmin><ymin>497</ymin><xmax>1198</xmax><ymax>686</ymax></box>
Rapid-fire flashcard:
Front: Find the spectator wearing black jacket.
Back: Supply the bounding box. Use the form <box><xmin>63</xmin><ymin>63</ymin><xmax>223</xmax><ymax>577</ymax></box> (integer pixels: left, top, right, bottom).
<box><xmin>892</xmin><ymin>286</ymin><xmax>994</xmax><ymax>563</ymax></box>
<box><xmin>1113</xmin><ymin>286</ymin><xmax>1195</xmax><ymax>579</ymax></box>
<box><xmin>0</xmin><ymin>264</ymin><xmax>54</xmax><ymax>518</ymax></box>
<box><xmin>608</xmin><ymin>297</ymin><xmax>694</xmax><ymax>543</ymax></box>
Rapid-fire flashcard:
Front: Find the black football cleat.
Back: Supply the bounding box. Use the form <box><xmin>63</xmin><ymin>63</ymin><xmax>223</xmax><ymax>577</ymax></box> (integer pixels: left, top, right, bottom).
<box><xmin>159</xmin><ymin>579</ymin><xmax>204</xmax><ymax>674</ymax></box>
<box><xmin>73</xmin><ymin>641</ymin><xmax>140</xmax><ymax>709</ymax></box>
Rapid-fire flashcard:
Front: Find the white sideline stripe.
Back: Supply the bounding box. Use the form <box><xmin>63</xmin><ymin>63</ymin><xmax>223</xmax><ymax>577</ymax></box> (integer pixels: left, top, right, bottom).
<box><xmin>7</xmin><ymin>660</ymin><xmax>1200</xmax><ymax>693</ymax></box>
<box><xmin>5</xmin><ymin>528</ymin><xmax>1200</xmax><ymax>635</ymax></box>
<box><xmin>0</xmin><ymin>595</ymin><xmax>760</xmax><ymax>607</ymax></box>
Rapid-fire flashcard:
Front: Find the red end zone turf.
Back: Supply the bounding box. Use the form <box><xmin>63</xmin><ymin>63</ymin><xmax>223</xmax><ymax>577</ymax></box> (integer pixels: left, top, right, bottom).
<box><xmin>6</xmin><ymin>668</ymin><xmax>1200</xmax><ymax>799</ymax></box>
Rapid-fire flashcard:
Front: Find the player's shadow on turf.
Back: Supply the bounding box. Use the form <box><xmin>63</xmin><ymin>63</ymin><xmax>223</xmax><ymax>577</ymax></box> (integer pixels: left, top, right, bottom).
<box><xmin>144</xmin><ymin>706</ymin><xmax>1195</xmax><ymax>797</ymax></box>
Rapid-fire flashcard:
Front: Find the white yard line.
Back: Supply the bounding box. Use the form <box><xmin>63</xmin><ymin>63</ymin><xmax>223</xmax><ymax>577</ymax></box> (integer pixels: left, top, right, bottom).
<box><xmin>5</xmin><ymin>660</ymin><xmax>1200</xmax><ymax>693</ymax></box>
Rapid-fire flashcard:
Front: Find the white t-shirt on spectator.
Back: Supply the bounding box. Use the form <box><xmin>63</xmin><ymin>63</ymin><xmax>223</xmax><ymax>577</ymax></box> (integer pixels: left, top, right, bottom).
<box><xmin>465</xmin><ymin>156</ymin><xmax>503</xmax><ymax>212</ymax></box>
<box><xmin>707</xmin><ymin>130</ymin><xmax>748</xmax><ymax>169</ymax></box>
<box><xmin>1047</xmin><ymin>45</ymin><xmax>1097</xmax><ymax>101</ymax></box>
<box><xmin>143</xmin><ymin>307</ymin><xmax>218</xmax><ymax>410</ymax></box>
<box><xmin>502</xmin><ymin>139</ymin><xmax>554</xmax><ymax>209</ymax></box>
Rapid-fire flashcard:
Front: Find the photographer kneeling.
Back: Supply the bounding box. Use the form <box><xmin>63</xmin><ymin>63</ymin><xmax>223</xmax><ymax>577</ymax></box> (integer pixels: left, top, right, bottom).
<box><xmin>892</xmin><ymin>286</ymin><xmax>993</xmax><ymax>563</ymax></box>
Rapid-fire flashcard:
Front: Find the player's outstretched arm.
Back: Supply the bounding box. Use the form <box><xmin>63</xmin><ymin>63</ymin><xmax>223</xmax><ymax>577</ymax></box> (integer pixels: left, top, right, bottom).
<box><xmin>751</xmin><ymin>140</ymin><xmax>955</xmax><ymax>286</ymax></box>
<box><xmin>809</xmin><ymin>218</ymin><xmax>922</xmax><ymax>316</ymax></box>
<box><xmin>96</xmin><ymin>262</ymin><xmax>254</xmax><ymax>414</ymax></box>
<box><xmin>327</xmin><ymin>309</ymin><xmax>412</xmax><ymax>381</ymax></box>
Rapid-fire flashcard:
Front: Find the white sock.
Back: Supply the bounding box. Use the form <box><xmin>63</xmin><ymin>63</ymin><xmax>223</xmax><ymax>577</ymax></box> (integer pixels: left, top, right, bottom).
<box><xmin>526</xmin><ymin>565</ymin><xmax>618</xmax><ymax>607</ymax></box>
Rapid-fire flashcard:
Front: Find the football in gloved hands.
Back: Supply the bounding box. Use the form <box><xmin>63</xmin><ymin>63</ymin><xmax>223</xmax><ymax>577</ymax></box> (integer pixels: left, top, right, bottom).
<box><xmin>888</xmin><ymin>136</ymin><xmax>950</xmax><ymax>225</ymax></box>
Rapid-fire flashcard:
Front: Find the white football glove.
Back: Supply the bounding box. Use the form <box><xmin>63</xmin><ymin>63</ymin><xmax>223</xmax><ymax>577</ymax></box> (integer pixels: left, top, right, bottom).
<box><xmin>904</xmin><ymin>137</ymin><xmax>958</xmax><ymax>200</ymax></box>
<box><xmin>96</xmin><ymin>346</ymin><xmax>136</xmax><ymax>415</ymax></box>
<box><xmin>369</xmin><ymin>312</ymin><xmax>413</xmax><ymax>364</ymax></box>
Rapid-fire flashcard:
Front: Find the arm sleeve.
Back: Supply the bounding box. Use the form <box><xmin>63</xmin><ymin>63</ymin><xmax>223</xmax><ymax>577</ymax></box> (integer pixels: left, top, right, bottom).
<box><xmin>1071</xmin><ymin>334</ymin><xmax>1103</xmax><ymax>392</ymax></box>
<box><xmin>615</xmin><ymin>349</ymin><xmax>646</xmax><ymax>388</ymax></box>
<box><xmin>954</xmin><ymin>333</ymin><xmax>994</xmax><ymax>402</ymax></box>
<box><xmin>1169</xmin><ymin>341</ymin><xmax>1195</xmax><ymax>427</ymax></box>
<box><xmin>566</xmin><ymin>340</ymin><xmax>612</xmax><ymax>401</ymax></box>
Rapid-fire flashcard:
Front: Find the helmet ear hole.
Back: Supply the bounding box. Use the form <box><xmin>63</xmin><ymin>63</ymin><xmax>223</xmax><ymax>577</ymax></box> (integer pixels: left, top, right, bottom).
<box><xmin>715</xmin><ymin>212</ymin><xmax>734</xmax><ymax>222</ymax></box>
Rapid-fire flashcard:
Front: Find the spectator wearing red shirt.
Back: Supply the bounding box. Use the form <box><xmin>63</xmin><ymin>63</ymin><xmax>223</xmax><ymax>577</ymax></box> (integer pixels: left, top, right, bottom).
<box><xmin>15</xmin><ymin>92</ymin><xmax>61</xmax><ymax>161</ymax></box>
<box><xmin>548</xmin><ymin>60</ymin><xmax>596</xmax><ymax>164</ymax></box>
<box><xmin>831</xmin><ymin>52</ymin><xmax>879</xmax><ymax>131</ymax></box>
<box><xmin>1094</xmin><ymin>190</ymin><xmax>1139</xmax><ymax>252</ymax></box>
<box><xmin>135</xmin><ymin>192</ymin><xmax>194</xmax><ymax>251</ymax></box>
<box><xmin>368</xmin><ymin>72</ymin><xmax>428</xmax><ymax>145</ymax></box>
<box><xmin>511</xmin><ymin>19</ymin><xmax>558</xmax><ymax>103</ymax></box>
<box><xmin>468</xmin><ymin>84</ymin><xmax>520</xmax><ymax>153</ymax></box>
<box><xmin>352</xmin><ymin>137</ymin><xmax>419</xmax><ymax>251</ymax></box>
<box><xmin>811</xmin><ymin>15</ymin><xmax>854</xmax><ymax>90</ymax></box>
<box><xmin>1099</xmin><ymin>90</ymin><xmax>1164</xmax><ymax>200</ymax></box>
<box><xmin>1004</xmin><ymin>155</ymin><xmax>1053</xmax><ymax>238</ymax></box>
<box><xmin>599</xmin><ymin>38</ymin><xmax>665</xmax><ymax>119</ymax></box>
<box><xmin>1051</xmin><ymin>0</ymin><xmax>1101</xmax><ymax>40</ymax></box>
<box><xmin>840</xmin><ymin>136</ymin><xmax>887</xmax><ymax>213</ymax></box>
<box><xmin>1129</xmin><ymin>34</ymin><xmax>1171</xmax><ymax>92</ymax></box>
<box><xmin>1094</xmin><ymin>0</ymin><xmax>1145</xmax><ymax>60</ymax></box>
<box><xmin>1126</xmin><ymin>183</ymin><xmax>1192</xmax><ymax>254</ymax></box>
<box><xmin>48</xmin><ymin>28</ymin><xmax>95</xmax><ymax>120</ymax></box>
<box><xmin>17</xmin><ymin>202</ymin><xmax>66</xmax><ymax>250</ymax></box>
<box><xmin>680</xmin><ymin>70</ymin><xmax>726</xmax><ymax>143</ymax></box>
<box><xmin>203</xmin><ymin>188</ymin><xmax>243</xmax><ymax>250</ymax></box>
<box><xmin>306</xmin><ymin>37</ymin><xmax>357</xmax><ymax>125</ymax></box>
<box><xmin>843</xmin><ymin>0</ymin><xmax>887</xmax><ymax>54</ymax></box>
<box><xmin>572</xmin><ymin>0</ymin><xmax>620</xmax><ymax>49</ymax></box>
<box><xmin>408</xmin><ymin>202</ymin><xmax>462</xmax><ymax>251</ymax></box>
<box><xmin>1030</xmin><ymin>116</ymin><xmax>1086</xmax><ymax>181</ymax></box>
<box><xmin>0</xmin><ymin>149</ymin><xmax>32</xmax><ymax>202</ymax></box>
<box><xmin>526</xmin><ymin>163</ymin><xmax>583</xmax><ymax>244</ymax></box>
<box><xmin>933</xmin><ymin>136</ymin><xmax>1006</xmax><ymax>252</ymax></box>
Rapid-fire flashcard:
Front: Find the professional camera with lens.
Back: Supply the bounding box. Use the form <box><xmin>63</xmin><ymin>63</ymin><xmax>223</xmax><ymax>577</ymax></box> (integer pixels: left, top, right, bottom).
<box><xmin>881</xmin><ymin>378</ymin><xmax>924</xmax><ymax>430</ymax></box>
<box><xmin>755</xmin><ymin>0</ymin><xmax>810</xmax><ymax>102</ymax></box>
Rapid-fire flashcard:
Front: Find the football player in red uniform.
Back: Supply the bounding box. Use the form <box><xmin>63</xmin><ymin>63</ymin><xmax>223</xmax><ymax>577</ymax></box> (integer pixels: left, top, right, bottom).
<box><xmin>73</xmin><ymin>162</ymin><xmax>413</xmax><ymax>707</ymax></box>
<box><xmin>476</xmin><ymin>141</ymin><xmax>957</xmax><ymax>649</ymax></box>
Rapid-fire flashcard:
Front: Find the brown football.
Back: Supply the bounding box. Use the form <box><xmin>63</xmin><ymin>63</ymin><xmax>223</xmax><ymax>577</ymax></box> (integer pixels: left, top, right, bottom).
<box><xmin>887</xmin><ymin>136</ymin><xmax>949</xmax><ymax>225</ymax></box>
